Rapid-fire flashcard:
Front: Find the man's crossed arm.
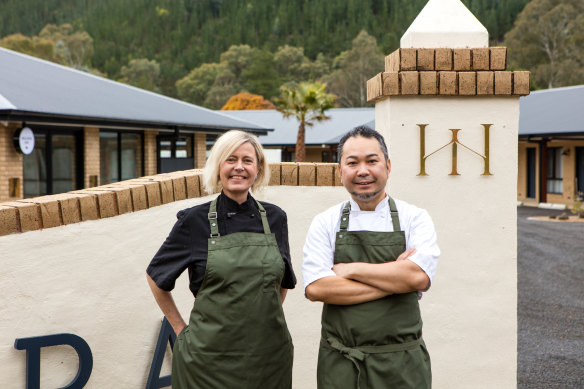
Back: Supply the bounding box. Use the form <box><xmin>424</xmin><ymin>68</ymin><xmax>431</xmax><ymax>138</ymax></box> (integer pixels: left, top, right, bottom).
<box><xmin>305</xmin><ymin>248</ymin><xmax>430</xmax><ymax>305</ymax></box>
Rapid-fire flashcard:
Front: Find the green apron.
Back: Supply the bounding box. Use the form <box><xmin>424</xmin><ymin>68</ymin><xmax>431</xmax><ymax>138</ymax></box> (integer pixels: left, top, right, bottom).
<box><xmin>317</xmin><ymin>197</ymin><xmax>431</xmax><ymax>389</ymax></box>
<box><xmin>172</xmin><ymin>198</ymin><xmax>293</xmax><ymax>389</ymax></box>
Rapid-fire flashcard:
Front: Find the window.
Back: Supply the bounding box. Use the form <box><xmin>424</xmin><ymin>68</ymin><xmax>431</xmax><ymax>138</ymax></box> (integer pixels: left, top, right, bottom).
<box><xmin>547</xmin><ymin>147</ymin><xmax>563</xmax><ymax>194</ymax></box>
<box><xmin>23</xmin><ymin>128</ymin><xmax>82</xmax><ymax>198</ymax></box>
<box><xmin>100</xmin><ymin>131</ymin><xmax>143</xmax><ymax>185</ymax></box>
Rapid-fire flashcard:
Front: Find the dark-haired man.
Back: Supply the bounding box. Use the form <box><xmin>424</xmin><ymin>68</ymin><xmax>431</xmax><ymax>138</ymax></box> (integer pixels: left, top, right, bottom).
<box><xmin>302</xmin><ymin>126</ymin><xmax>439</xmax><ymax>388</ymax></box>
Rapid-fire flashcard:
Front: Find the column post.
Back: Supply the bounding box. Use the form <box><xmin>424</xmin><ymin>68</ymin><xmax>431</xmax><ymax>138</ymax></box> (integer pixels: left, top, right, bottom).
<box><xmin>367</xmin><ymin>1</ymin><xmax>529</xmax><ymax>387</ymax></box>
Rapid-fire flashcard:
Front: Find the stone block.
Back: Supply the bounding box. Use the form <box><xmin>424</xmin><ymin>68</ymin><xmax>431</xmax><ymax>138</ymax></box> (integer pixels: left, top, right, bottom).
<box><xmin>382</xmin><ymin>72</ymin><xmax>400</xmax><ymax>95</ymax></box>
<box><xmin>76</xmin><ymin>190</ymin><xmax>118</xmax><ymax>218</ymax></box>
<box><xmin>53</xmin><ymin>194</ymin><xmax>81</xmax><ymax>225</ymax></box>
<box><xmin>420</xmin><ymin>72</ymin><xmax>438</xmax><ymax>95</ymax></box>
<box><xmin>385</xmin><ymin>49</ymin><xmax>400</xmax><ymax>72</ymax></box>
<box><xmin>400</xmin><ymin>71</ymin><xmax>419</xmax><ymax>95</ymax></box>
<box><xmin>143</xmin><ymin>181</ymin><xmax>162</xmax><ymax>208</ymax></box>
<box><xmin>185</xmin><ymin>174</ymin><xmax>202</xmax><ymax>198</ymax></box>
<box><xmin>417</xmin><ymin>49</ymin><xmax>435</xmax><ymax>71</ymax></box>
<box><xmin>435</xmin><ymin>48</ymin><xmax>453</xmax><ymax>70</ymax></box>
<box><xmin>77</xmin><ymin>194</ymin><xmax>99</xmax><ymax>221</ymax></box>
<box><xmin>472</xmin><ymin>48</ymin><xmax>490</xmax><ymax>70</ymax></box>
<box><xmin>400</xmin><ymin>48</ymin><xmax>417</xmax><ymax>71</ymax></box>
<box><xmin>21</xmin><ymin>197</ymin><xmax>62</xmax><ymax>229</ymax></box>
<box><xmin>334</xmin><ymin>167</ymin><xmax>343</xmax><ymax>186</ymax></box>
<box><xmin>477</xmin><ymin>71</ymin><xmax>494</xmax><ymax>95</ymax></box>
<box><xmin>129</xmin><ymin>185</ymin><xmax>148</xmax><ymax>211</ymax></box>
<box><xmin>458</xmin><ymin>72</ymin><xmax>477</xmax><ymax>95</ymax></box>
<box><xmin>316</xmin><ymin>164</ymin><xmax>335</xmax><ymax>186</ymax></box>
<box><xmin>2</xmin><ymin>202</ymin><xmax>40</xmax><ymax>231</ymax></box>
<box><xmin>513</xmin><ymin>71</ymin><xmax>530</xmax><ymax>95</ymax></box>
<box><xmin>453</xmin><ymin>49</ymin><xmax>471</xmax><ymax>71</ymax></box>
<box><xmin>281</xmin><ymin>163</ymin><xmax>298</xmax><ymax>186</ymax></box>
<box><xmin>0</xmin><ymin>206</ymin><xmax>19</xmax><ymax>235</ymax></box>
<box><xmin>367</xmin><ymin>73</ymin><xmax>383</xmax><ymax>102</ymax></box>
<box><xmin>269</xmin><ymin>163</ymin><xmax>281</xmax><ymax>185</ymax></box>
<box><xmin>172</xmin><ymin>177</ymin><xmax>187</xmax><ymax>201</ymax></box>
<box><xmin>439</xmin><ymin>72</ymin><xmax>458</xmax><ymax>95</ymax></box>
<box><xmin>494</xmin><ymin>71</ymin><xmax>512</xmax><ymax>95</ymax></box>
<box><xmin>298</xmin><ymin>163</ymin><xmax>316</xmax><ymax>186</ymax></box>
<box><xmin>112</xmin><ymin>188</ymin><xmax>133</xmax><ymax>215</ymax></box>
<box><xmin>490</xmin><ymin>47</ymin><xmax>507</xmax><ymax>70</ymax></box>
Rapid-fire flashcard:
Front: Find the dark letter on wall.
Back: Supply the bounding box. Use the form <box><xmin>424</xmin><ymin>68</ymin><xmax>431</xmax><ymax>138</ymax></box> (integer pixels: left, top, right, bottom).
<box><xmin>146</xmin><ymin>317</ymin><xmax>177</xmax><ymax>389</ymax></box>
<box><xmin>14</xmin><ymin>333</ymin><xmax>93</xmax><ymax>389</ymax></box>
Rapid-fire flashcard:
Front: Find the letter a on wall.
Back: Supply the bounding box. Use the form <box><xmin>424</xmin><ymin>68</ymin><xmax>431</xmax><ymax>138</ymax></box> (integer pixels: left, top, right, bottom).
<box><xmin>14</xmin><ymin>333</ymin><xmax>93</xmax><ymax>389</ymax></box>
<box><xmin>145</xmin><ymin>317</ymin><xmax>177</xmax><ymax>389</ymax></box>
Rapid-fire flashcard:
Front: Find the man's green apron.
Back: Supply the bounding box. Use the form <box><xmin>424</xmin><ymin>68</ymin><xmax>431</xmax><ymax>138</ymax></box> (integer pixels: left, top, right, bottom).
<box><xmin>318</xmin><ymin>197</ymin><xmax>431</xmax><ymax>389</ymax></box>
<box><xmin>172</xmin><ymin>198</ymin><xmax>293</xmax><ymax>389</ymax></box>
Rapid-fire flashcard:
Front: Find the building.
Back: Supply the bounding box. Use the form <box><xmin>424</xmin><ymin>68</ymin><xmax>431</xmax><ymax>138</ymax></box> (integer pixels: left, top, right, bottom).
<box><xmin>517</xmin><ymin>85</ymin><xmax>584</xmax><ymax>206</ymax></box>
<box><xmin>0</xmin><ymin>48</ymin><xmax>269</xmax><ymax>202</ymax></box>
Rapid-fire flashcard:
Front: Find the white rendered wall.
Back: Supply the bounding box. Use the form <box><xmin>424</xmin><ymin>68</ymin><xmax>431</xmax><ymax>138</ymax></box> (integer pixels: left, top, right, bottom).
<box><xmin>376</xmin><ymin>96</ymin><xmax>520</xmax><ymax>388</ymax></box>
<box><xmin>0</xmin><ymin>187</ymin><xmax>351</xmax><ymax>389</ymax></box>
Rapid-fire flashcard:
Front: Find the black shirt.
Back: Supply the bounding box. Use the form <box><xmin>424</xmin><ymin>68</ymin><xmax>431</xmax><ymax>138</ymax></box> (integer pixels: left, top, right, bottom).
<box><xmin>147</xmin><ymin>192</ymin><xmax>296</xmax><ymax>297</ymax></box>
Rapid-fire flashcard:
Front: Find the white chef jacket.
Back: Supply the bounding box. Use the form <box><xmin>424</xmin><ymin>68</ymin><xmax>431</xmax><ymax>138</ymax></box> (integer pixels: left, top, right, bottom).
<box><xmin>302</xmin><ymin>195</ymin><xmax>440</xmax><ymax>298</ymax></box>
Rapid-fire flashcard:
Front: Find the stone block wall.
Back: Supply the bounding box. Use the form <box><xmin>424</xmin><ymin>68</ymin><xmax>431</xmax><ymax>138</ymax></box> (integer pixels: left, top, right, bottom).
<box><xmin>367</xmin><ymin>47</ymin><xmax>530</xmax><ymax>101</ymax></box>
<box><xmin>0</xmin><ymin>162</ymin><xmax>342</xmax><ymax>236</ymax></box>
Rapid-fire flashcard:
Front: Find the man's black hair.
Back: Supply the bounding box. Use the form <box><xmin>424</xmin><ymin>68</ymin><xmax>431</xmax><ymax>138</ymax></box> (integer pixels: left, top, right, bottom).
<box><xmin>337</xmin><ymin>125</ymin><xmax>389</xmax><ymax>163</ymax></box>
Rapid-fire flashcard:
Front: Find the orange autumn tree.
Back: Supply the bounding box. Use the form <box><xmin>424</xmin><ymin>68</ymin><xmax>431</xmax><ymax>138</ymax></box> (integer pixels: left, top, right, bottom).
<box><xmin>221</xmin><ymin>92</ymin><xmax>276</xmax><ymax>110</ymax></box>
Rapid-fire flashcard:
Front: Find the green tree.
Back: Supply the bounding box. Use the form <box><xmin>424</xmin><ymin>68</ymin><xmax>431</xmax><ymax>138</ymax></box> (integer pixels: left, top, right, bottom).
<box><xmin>243</xmin><ymin>49</ymin><xmax>280</xmax><ymax>99</ymax></box>
<box><xmin>119</xmin><ymin>58</ymin><xmax>161</xmax><ymax>92</ymax></box>
<box><xmin>324</xmin><ymin>30</ymin><xmax>384</xmax><ymax>107</ymax></box>
<box><xmin>0</xmin><ymin>33</ymin><xmax>55</xmax><ymax>61</ymax></box>
<box><xmin>275</xmin><ymin>82</ymin><xmax>336</xmax><ymax>162</ymax></box>
<box><xmin>39</xmin><ymin>23</ymin><xmax>94</xmax><ymax>69</ymax></box>
<box><xmin>176</xmin><ymin>63</ymin><xmax>225</xmax><ymax>105</ymax></box>
<box><xmin>505</xmin><ymin>0</ymin><xmax>584</xmax><ymax>89</ymax></box>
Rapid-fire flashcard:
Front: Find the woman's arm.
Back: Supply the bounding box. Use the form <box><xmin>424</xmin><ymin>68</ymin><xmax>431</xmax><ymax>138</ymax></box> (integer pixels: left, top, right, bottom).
<box><xmin>280</xmin><ymin>288</ymin><xmax>288</xmax><ymax>304</ymax></box>
<box><xmin>146</xmin><ymin>273</ymin><xmax>187</xmax><ymax>335</ymax></box>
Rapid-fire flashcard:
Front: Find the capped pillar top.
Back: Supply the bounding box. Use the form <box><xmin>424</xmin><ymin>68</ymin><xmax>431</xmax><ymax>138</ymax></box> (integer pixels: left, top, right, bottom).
<box><xmin>400</xmin><ymin>0</ymin><xmax>488</xmax><ymax>48</ymax></box>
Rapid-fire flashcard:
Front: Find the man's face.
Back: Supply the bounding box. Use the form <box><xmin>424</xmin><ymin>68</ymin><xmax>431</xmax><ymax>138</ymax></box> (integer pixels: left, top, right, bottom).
<box><xmin>338</xmin><ymin>136</ymin><xmax>390</xmax><ymax>208</ymax></box>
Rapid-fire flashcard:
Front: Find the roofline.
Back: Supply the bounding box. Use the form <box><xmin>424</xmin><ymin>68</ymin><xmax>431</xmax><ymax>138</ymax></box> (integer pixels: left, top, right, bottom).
<box><xmin>0</xmin><ymin>109</ymin><xmax>271</xmax><ymax>135</ymax></box>
<box><xmin>525</xmin><ymin>84</ymin><xmax>584</xmax><ymax>95</ymax></box>
<box><xmin>519</xmin><ymin>133</ymin><xmax>584</xmax><ymax>141</ymax></box>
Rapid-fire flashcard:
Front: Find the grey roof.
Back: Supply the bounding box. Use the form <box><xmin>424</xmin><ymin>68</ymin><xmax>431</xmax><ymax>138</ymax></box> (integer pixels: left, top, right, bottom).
<box><xmin>222</xmin><ymin>108</ymin><xmax>375</xmax><ymax>145</ymax></box>
<box><xmin>519</xmin><ymin>85</ymin><xmax>584</xmax><ymax>137</ymax></box>
<box><xmin>0</xmin><ymin>48</ymin><xmax>269</xmax><ymax>133</ymax></box>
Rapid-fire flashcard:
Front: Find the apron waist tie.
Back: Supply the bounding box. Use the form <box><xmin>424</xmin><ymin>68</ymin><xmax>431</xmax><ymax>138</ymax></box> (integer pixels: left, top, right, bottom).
<box><xmin>321</xmin><ymin>336</ymin><xmax>423</xmax><ymax>389</ymax></box>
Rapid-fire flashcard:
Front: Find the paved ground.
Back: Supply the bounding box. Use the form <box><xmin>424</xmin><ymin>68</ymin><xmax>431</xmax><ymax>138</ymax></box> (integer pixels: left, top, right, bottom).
<box><xmin>517</xmin><ymin>206</ymin><xmax>584</xmax><ymax>388</ymax></box>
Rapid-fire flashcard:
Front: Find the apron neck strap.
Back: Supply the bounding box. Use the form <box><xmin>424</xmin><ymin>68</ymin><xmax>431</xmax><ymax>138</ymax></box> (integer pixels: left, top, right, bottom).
<box><xmin>208</xmin><ymin>197</ymin><xmax>271</xmax><ymax>238</ymax></box>
<box><xmin>338</xmin><ymin>197</ymin><xmax>402</xmax><ymax>232</ymax></box>
<box><xmin>339</xmin><ymin>201</ymin><xmax>351</xmax><ymax>231</ymax></box>
<box><xmin>388</xmin><ymin>196</ymin><xmax>401</xmax><ymax>232</ymax></box>
<box><xmin>208</xmin><ymin>198</ymin><xmax>220</xmax><ymax>237</ymax></box>
<box><xmin>255</xmin><ymin>200</ymin><xmax>271</xmax><ymax>234</ymax></box>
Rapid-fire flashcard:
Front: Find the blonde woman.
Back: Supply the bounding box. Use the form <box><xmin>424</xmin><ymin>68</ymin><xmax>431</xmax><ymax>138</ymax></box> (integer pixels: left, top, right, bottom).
<box><xmin>146</xmin><ymin>130</ymin><xmax>295</xmax><ymax>388</ymax></box>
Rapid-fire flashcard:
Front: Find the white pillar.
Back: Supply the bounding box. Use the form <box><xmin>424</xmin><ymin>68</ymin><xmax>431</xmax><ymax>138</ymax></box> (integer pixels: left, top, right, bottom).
<box><xmin>370</xmin><ymin>1</ymin><xmax>529</xmax><ymax>388</ymax></box>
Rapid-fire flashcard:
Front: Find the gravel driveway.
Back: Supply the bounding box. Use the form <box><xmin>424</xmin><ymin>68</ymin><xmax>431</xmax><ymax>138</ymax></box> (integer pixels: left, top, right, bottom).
<box><xmin>517</xmin><ymin>206</ymin><xmax>584</xmax><ymax>388</ymax></box>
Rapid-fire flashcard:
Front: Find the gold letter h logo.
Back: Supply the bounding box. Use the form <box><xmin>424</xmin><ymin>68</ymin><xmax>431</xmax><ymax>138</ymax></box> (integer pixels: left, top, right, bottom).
<box><xmin>417</xmin><ymin>124</ymin><xmax>493</xmax><ymax>176</ymax></box>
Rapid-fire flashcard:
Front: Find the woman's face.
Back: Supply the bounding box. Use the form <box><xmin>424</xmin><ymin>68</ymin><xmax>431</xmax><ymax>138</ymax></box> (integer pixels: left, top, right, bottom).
<box><xmin>219</xmin><ymin>142</ymin><xmax>259</xmax><ymax>201</ymax></box>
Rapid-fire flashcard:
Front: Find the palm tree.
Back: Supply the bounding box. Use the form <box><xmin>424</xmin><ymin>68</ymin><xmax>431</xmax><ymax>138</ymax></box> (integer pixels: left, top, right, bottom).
<box><xmin>275</xmin><ymin>82</ymin><xmax>336</xmax><ymax>162</ymax></box>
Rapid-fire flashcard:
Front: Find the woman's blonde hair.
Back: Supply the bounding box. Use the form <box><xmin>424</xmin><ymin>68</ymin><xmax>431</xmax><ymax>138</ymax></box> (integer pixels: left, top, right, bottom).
<box><xmin>203</xmin><ymin>130</ymin><xmax>270</xmax><ymax>195</ymax></box>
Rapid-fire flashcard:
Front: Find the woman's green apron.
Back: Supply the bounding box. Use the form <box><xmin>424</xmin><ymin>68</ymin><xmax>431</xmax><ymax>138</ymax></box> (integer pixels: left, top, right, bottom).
<box><xmin>172</xmin><ymin>198</ymin><xmax>293</xmax><ymax>389</ymax></box>
<box><xmin>318</xmin><ymin>197</ymin><xmax>431</xmax><ymax>389</ymax></box>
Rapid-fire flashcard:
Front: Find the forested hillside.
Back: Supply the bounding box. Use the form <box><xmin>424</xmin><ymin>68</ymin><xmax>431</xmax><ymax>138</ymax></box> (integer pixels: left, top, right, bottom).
<box><xmin>0</xmin><ymin>0</ymin><xmax>530</xmax><ymax>107</ymax></box>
